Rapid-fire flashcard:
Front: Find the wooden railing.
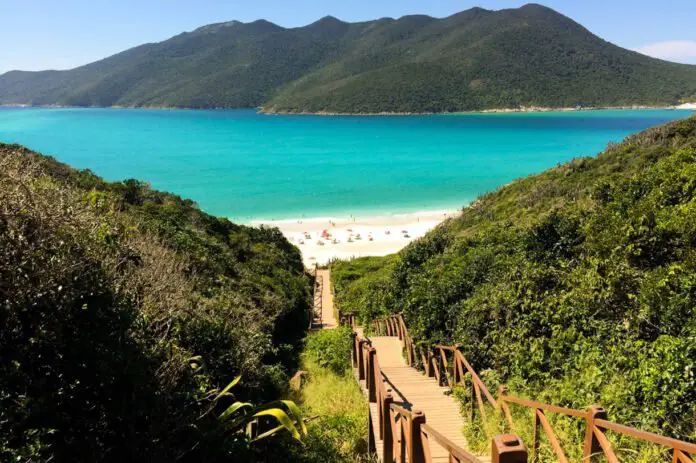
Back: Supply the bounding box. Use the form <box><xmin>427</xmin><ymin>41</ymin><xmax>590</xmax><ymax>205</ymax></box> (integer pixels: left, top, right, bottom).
<box><xmin>340</xmin><ymin>311</ymin><xmax>356</xmax><ymax>328</ymax></box>
<box><xmin>497</xmin><ymin>391</ymin><xmax>696</xmax><ymax>463</ymax></box>
<box><xmin>349</xmin><ymin>324</ymin><xmax>527</xmax><ymax>463</ymax></box>
<box><xmin>375</xmin><ymin>313</ymin><xmax>696</xmax><ymax>463</ymax></box>
<box><xmin>310</xmin><ymin>273</ymin><xmax>323</xmax><ymax>329</ymax></box>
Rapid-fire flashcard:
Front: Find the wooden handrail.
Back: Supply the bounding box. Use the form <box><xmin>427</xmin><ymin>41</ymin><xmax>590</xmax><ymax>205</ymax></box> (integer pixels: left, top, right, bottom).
<box><xmin>349</xmin><ymin>327</ymin><xmax>497</xmax><ymax>463</ymax></box>
<box><xmin>499</xmin><ymin>389</ymin><xmax>696</xmax><ymax>462</ymax></box>
<box><xmin>595</xmin><ymin>419</ymin><xmax>696</xmax><ymax>456</ymax></box>
<box><xmin>310</xmin><ymin>274</ymin><xmax>323</xmax><ymax>329</ymax></box>
<box><xmin>455</xmin><ymin>350</ymin><xmax>497</xmax><ymax>406</ymax></box>
<box><xmin>376</xmin><ymin>312</ymin><xmax>696</xmax><ymax>463</ymax></box>
<box><xmin>434</xmin><ymin>344</ymin><xmax>457</xmax><ymax>351</ymax></box>
<box><xmin>389</xmin><ymin>403</ymin><xmax>412</xmax><ymax>417</ymax></box>
<box><xmin>421</xmin><ymin>423</ymin><xmax>482</xmax><ymax>463</ymax></box>
<box><xmin>499</xmin><ymin>395</ymin><xmax>587</xmax><ymax>419</ymax></box>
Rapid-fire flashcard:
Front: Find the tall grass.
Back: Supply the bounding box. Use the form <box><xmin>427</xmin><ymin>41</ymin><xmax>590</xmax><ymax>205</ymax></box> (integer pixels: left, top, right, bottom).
<box><xmin>293</xmin><ymin>328</ymin><xmax>373</xmax><ymax>462</ymax></box>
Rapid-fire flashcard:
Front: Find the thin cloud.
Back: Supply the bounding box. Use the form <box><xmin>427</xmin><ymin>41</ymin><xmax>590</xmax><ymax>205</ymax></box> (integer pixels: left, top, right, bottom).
<box><xmin>634</xmin><ymin>40</ymin><xmax>696</xmax><ymax>64</ymax></box>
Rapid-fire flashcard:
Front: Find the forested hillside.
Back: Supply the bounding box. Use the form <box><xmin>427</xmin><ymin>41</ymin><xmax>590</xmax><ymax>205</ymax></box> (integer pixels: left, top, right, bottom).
<box><xmin>0</xmin><ymin>144</ymin><xmax>312</xmax><ymax>461</ymax></box>
<box><xmin>332</xmin><ymin>115</ymin><xmax>696</xmax><ymax>442</ymax></box>
<box><xmin>2</xmin><ymin>4</ymin><xmax>696</xmax><ymax>112</ymax></box>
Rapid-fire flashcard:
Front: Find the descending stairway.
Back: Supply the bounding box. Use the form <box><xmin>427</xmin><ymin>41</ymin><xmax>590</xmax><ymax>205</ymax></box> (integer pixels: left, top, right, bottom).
<box><xmin>318</xmin><ymin>269</ymin><xmax>488</xmax><ymax>462</ymax></box>
<box><xmin>362</xmin><ymin>335</ymin><xmax>491</xmax><ymax>463</ymax></box>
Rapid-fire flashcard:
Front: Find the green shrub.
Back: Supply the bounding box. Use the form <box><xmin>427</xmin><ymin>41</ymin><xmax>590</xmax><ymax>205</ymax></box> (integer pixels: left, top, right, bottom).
<box><xmin>293</xmin><ymin>357</ymin><xmax>369</xmax><ymax>462</ymax></box>
<box><xmin>0</xmin><ymin>144</ymin><xmax>312</xmax><ymax>462</ymax></box>
<box><xmin>303</xmin><ymin>327</ymin><xmax>353</xmax><ymax>376</ymax></box>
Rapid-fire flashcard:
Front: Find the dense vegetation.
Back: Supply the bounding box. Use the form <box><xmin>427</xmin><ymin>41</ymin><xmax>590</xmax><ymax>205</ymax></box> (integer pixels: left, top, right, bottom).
<box><xmin>332</xmin><ymin>115</ymin><xmax>696</xmax><ymax>446</ymax></box>
<box><xmin>3</xmin><ymin>4</ymin><xmax>696</xmax><ymax>112</ymax></box>
<box><xmin>0</xmin><ymin>143</ymin><xmax>312</xmax><ymax>461</ymax></box>
<box><xmin>288</xmin><ymin>327</ymin><xmax>370</xmax><ymax>463</ymax></box>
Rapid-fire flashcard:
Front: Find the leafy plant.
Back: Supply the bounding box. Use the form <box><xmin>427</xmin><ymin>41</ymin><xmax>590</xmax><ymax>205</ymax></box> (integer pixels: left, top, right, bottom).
<box><xmin>211</xmin><ymin>376</ymin><xmax>307</xmax><ymax>443</ymax></box>
<box><xmin>303</xmin><ymin>327</ymin><xmax>353</xmax><ymax>375</ymax></box>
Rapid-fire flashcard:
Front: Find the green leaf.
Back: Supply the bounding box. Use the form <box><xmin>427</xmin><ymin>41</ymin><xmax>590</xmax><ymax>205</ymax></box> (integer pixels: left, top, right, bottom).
<box><xmin>250</xmin><ymin>424</ymin><xmax>287</xmax><ymax>442</ymax></box>
<box><xmin>277</xmin><ymin>400</ymin><xmax>307</xmax><ymax>435</ymax></box>
<box><xmin>214</xmin><ymin>375</ymin><xmax>241</xmax><ymax>401</ymax></box>
<box><xmin>253</xmin><ymin>408</ymin><xmax>301</xmax><ymax>441</ymax></box>
<box><xmin>219</xmin><ymin>401</ymin><xmax>252</xmax><ymax>422</ymax></box>
<box><xmin>255</xmin><ymin>399</ymin><xmax>308</xmax><ymax>435</ymax></box>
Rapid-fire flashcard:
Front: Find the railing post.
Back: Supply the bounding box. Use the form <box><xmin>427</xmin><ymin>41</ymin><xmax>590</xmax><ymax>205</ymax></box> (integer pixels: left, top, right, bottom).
<box><xmin>453</xmin><ymin>343</ymin><xmax>462</xmax><ymax>384</ymax></box>
<box><xmin>492</xmin><ymin>434</ymin><xmax>528</xmax><ymax>463</ymax></box>
<box><xmin>357</xmin><ymin>339</ymin><xmax>366</xmax><ymax>380</ymax></box>
<box><xmin>532</xmin><ymin>409</ymin><xmax>540</xmax><ymax>462</ymax></box>
<box><xmin>425</xmin><ymin>348</ymin><xmax>434</xmax><ymax>377</ymax></box>
<box><xmin>498</xmin><ymin>386</ymin><xmax>515</xmax><ymax>431</ymax></box>
<box><xmin>409</xmin><ymin>410</ymin><xmax>426</xmax><ymax>463</ymax></box>
<box><xmin>470</xmin><ymin>379</ymin><xmax>476</xmax><ymax>422</ymax></box>
<box><xmin>406</xmin><ymin>336</ymin><xmax>413</xmax><ymax>366</ymax></box>
<box><xmin>383</xmin><ymin>393</ymin><xmax>394</xmax><ymax>463</ymax></box>
<box><xmin>583</xmin><ymin>406</ymin><xmax>608</xmax><ymax>463</ymax></box>
<box><xmin>368</xmin><ymin>402</ymin><xmax>376</xmax><ymax>454</ymax></box>
<box><xmin>367</xmin><ymin>348</ymin><xmax>377</xmax><ymax>402</ymax></box>
<box><xmin>350</xmin><ymin>332</ymin><xmax>357</xmax><ymax>367</ymax></box>
<box><xmin>431</xmin><ymin>348</ymin><xmax>442</xmax><ymax>385</ymax></box>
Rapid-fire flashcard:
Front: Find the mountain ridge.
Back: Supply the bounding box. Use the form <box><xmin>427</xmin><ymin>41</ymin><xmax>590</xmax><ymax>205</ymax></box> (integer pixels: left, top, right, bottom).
<box><xmin>2</xmin><ymin>4</ymin><xmax>696</xmax><ymax>112</ymax></box>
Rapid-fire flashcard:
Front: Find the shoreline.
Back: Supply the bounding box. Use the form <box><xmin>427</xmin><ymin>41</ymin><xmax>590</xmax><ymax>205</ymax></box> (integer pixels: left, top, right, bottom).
<box><xmin>251</xmin><ymin>209</ymin><xmax>461</xmax><ymax>266</ymax></box>
<box><xmin>3</xmin><ymin>103</ymin><xmax>695</xmax><ymax>114</ymax></box>
<box><xmin>260</xmin><ymin>104</ymin><xmax>696</xmax><ymax>116</ymax></box>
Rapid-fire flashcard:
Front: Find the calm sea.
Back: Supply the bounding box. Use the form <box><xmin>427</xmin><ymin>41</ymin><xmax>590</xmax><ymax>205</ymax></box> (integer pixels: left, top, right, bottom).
<box><xmin>0</xmin><ymin>108</ymin><xmax>691</xmax><ymax>221</ymax></box>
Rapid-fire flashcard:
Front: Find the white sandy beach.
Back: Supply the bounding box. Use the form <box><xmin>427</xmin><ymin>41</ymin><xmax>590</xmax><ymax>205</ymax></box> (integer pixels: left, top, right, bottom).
<box><xmin>253</xmin><ymin>210</ymin><xmax>460</xmax><ymax>266</ymax></box>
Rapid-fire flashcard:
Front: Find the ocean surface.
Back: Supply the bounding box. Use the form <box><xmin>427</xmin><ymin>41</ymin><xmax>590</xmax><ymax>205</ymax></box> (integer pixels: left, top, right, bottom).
<box><xmin>0</xmin><ymin>108</ymin><xmax>692</xmax><ymax>221</ymax></box>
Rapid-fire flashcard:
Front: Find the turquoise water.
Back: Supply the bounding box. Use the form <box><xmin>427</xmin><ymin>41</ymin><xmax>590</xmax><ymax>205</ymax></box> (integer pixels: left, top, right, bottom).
<box><xmin>0</xmin><ymin>108</ymin><xmax>692</xmax><ymax>221</ymax></box>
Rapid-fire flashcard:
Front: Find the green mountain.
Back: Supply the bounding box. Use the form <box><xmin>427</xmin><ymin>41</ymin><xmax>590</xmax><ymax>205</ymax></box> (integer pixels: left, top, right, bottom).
<box><xmin>2</xmin><ymin>4</ymin><xmax>696</xmax><ymax>112</ymax></box>
<box><xmin>332</xmin><ymin>115</ymin><xmax>696</xmax><ymax>443</ymax></box>
<box><xmin>0</xmin><ymin>143</ymin><xmax>312</xmax><ymax>461</ymax></box>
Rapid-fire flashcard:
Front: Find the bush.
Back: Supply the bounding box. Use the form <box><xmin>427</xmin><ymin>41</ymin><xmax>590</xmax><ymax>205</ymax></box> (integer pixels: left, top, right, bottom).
<box><xmin>303</xmin><ymin>327</ymin><xmax>353</xmax><ymax>376</ymax></box>
<box><xmin>0</xmin><ymin>144</ymin><xmax>312</xmax><ymax>462</ymax></box>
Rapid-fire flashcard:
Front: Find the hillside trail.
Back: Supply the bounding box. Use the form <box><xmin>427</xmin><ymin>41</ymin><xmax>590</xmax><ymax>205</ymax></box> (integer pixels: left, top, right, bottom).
<box><xmin>318</xmin><ymin>269</ymin><xmax>489</xmax><ymax>462</ymax></box>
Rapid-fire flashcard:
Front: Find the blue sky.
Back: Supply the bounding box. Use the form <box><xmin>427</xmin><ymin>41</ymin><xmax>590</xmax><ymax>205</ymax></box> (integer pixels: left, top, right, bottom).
<box><xmin>2</xmin><ymin>0</ymin><xmax>696</xmax><ymax>74</ymax></box>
